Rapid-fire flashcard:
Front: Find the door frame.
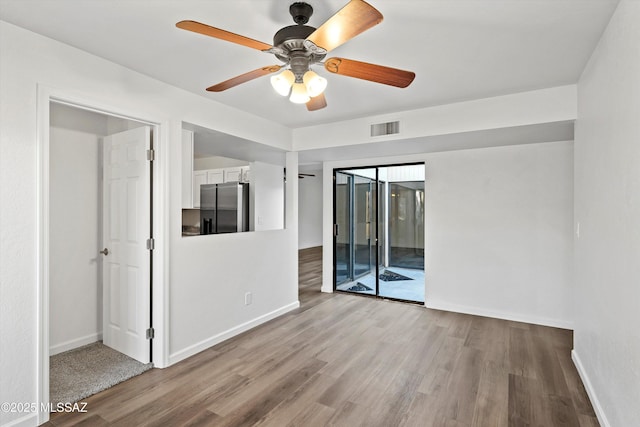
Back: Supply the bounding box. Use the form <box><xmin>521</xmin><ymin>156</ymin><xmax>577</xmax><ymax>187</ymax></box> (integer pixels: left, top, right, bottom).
<box><xmin>36</xmin><ymin>86</ymin><xmax>169</xmax><ymax>425</ymax></box>
<box><xmin>331</xmin><ymin>162</ymin><xmax>425</xmax><ymax>303</ymax></box>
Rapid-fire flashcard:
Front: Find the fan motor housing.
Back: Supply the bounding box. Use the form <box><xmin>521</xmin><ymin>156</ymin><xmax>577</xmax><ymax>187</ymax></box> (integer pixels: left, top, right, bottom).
<box><xmin>273</xmin><ymin>25</ymin><xmax>315</xmax><ymax>47</ymax></box>
<box><xmin>272</xmin><ymin>24</ymin><xmax>326</xmax><ymax>64</ymax></box>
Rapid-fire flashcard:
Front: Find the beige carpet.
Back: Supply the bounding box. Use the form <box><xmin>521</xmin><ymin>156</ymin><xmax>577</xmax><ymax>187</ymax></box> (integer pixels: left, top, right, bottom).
<box><xmin>50</xmin><ymin>342</ymin><xmax>153</xmax><ymax>404</ymax></box>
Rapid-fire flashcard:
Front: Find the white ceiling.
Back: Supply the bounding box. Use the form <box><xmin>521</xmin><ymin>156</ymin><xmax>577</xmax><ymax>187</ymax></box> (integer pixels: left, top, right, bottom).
<box><xmin>0</xmin><ymin>0</ymin><xmax>619</xmax><ymax>129</ymax></box>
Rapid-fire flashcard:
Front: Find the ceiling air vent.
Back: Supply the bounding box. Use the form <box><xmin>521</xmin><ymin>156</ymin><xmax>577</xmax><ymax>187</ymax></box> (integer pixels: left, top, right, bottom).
<box><xmin>370</xmin><ymin>121</ymin><xmax>400</xmax><ymax>137</ymax></box>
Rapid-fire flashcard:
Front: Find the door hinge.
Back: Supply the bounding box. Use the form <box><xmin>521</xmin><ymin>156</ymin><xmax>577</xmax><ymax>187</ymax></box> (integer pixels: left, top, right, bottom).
<box><xmin>146</xmin><ymin>238</ymin><xmax>155</xmax><ymax>250</ymax></box>
<box><xmin>146</xmin><ymin>149</ymin><xmax>155</xmax><ymax>161</ymax></box>
<box><xmin>333</xmin><ymin>224</ymin><xmax>338</xmax><ymax>236</ymax></box>
<box><xmin>146</xmin><ymin>328</ymin><xmax>155</xmax><ymax>339</ymax></box>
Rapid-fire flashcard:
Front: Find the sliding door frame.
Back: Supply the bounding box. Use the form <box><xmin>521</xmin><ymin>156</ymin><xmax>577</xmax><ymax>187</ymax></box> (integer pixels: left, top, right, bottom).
<box><xmin>332</xmin><ymin>162</ymin><xmax>424</xmax><ymax>304</ymax></box>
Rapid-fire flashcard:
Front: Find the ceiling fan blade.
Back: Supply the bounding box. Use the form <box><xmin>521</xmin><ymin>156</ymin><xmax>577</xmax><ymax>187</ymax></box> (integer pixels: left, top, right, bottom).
<box><xmin>176</xmin><ymin>20</ymin><xmax>272</xmax><ymax>51</ymax></box>
<box><xmin>324</xmin><ymin>57</ymin><xmax>415</xmax><ymax>88</ymax></box>
<box><xmin>206</xmin><ymin>65</ymin><xmax>283</xmax><ymax>92</ymax></box>
<box><xmin>306</xmin><ymin>0</ymin><xmax>383</xmax><ymax>52</ymax></box>
<box><xmin>306</xmin><ymin>93</ymin><xmax>327</xmax><ymax>111</ymax></box>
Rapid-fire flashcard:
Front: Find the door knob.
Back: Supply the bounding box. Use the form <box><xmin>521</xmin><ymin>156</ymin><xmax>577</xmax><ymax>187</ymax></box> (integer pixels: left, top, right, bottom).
<box><xmin>100</xmin><ymin>248</ymin><xmax>109</xmax><ymax>256</ymax></box>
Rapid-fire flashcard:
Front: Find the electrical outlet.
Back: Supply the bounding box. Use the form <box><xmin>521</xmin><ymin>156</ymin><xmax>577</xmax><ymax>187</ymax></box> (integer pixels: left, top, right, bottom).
<box><xmin>245</xmin><ymin>292</ymin><xmax>252</xmax><ymax>306</ymax></box>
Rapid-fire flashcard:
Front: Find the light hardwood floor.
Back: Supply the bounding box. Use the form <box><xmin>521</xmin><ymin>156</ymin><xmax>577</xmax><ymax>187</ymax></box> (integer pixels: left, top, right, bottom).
<box><xmin>46</xmin><ymin>246</ymin><xmax>598</xmax><ymax>426</ymax></box>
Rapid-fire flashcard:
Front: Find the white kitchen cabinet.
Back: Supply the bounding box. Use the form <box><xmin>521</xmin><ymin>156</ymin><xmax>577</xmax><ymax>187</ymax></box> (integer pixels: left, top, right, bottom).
<box><xmin>181</xmin><ymin>129</ymin><xmax>194</xmax><ymax>209</ymax></box>
<box><xmin>192</xmin><ymin>171</ymin><xmax>207</xmax><ymax>208</ymax></box>
<box><xmin>207</xmin><ymin>169</ymin><xmax>224</xmax><ymax>184</ymax></box>
<box><xmin>192</xmin><ymin>167</ymin><xmax>249</xmax><ymax>207</ymax></box>
<box><xmin>241</xmin><ymin>166</ymin><xmax>250</xmax><ymax>183</ymax></box>
<box><xmin>224</xmin><ymin>167</ymin><xmax>242</xmax><ymax>182</ymax></box>
<box><xmin>193</xmin><ymin>169</ymin><xmax>224</xmax><ymax>207</ymax></box>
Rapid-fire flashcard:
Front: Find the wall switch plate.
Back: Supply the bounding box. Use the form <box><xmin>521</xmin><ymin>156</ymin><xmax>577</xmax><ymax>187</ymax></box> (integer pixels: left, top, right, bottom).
<box><xmin>245</xmin><ymin>292</ymin><xmax>252</xmax><ymax>305</ymax></box>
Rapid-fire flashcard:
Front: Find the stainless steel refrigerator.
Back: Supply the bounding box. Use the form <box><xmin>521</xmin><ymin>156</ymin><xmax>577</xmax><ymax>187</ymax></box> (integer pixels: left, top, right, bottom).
<box><xmin>200</xmin><ymin>182</ymin><xmax>249</xmax><ymax>234</ymax></box>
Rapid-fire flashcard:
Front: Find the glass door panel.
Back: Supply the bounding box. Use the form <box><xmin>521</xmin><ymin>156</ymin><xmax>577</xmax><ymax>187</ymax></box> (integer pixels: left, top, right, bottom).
<box><xmin>381</xmin><ymin>179</ymin><xmax>425</xmax><ymax>303</ymax></box>
<box><xmin>335</xmin><ymin>172</ymin><xmax>352</xmax><ymax>286</ymax></box>
<box><xmin>389</xmin><ymin>182</ymin><xmax>425</xmax><ymax>270</ymax></box>
<box><xmin>353</xmin><ymin>175</ymin><xmax>373</xmax><ymax>278</ymax></box>
<box><xmin>334</xmin><ymin>169</ymin><xmax>376</xmax><ymax>295</ymax></box>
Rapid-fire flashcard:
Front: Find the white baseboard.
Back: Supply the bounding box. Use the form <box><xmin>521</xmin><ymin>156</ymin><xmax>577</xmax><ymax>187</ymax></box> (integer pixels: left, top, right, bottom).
<box><xmin>572</xmin><ymin>350</ymin><xmax>611</xmax><ymax>427</ymax></box>
<box><xmin>0</xmin><ymin>412</ymin><xmax>38</xmax><ymax>427</ymax></box>
<box><xmin>425</xmin><ymin>299</ymin><xmax>573</xmax><ymax>330</ymax></box>
<box><xmin>49</xmin><ymin>332</ymin><xmax>102</xmax><ymax>356</ymax></box>
<box><xmin>168</xmin><ymin>301</ymin><xmax>300</xmax><ymax>366</ymax></box>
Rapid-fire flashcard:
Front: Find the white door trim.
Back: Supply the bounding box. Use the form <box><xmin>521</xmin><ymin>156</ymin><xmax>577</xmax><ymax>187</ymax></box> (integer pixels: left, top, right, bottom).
<box><xmin>36</xmin><ymin>85</ymin><xmax>170</xmax><ymax>425</ymax></box>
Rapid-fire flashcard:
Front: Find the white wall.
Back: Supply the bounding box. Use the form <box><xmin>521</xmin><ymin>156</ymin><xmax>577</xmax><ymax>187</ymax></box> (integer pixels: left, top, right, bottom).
<box><xmin>293</xmin><ymin>85</ymin><xmax>577</xmax><ymax>151</ymax></box>
<box><xmin>0</xmin><ymin>20</ymin><xmax>296</xmax><ymax>427</ymax></box>
<box><xmin>322</xmin><ymin>141</ymin><xmax>574</xmax><ymax>328</ymax></box>
<box><xmin>424</xmin><ymin>141</ymin><xmax>574</xmax><ymax>328</ymax></box>
<box><xmin>49</xmin><ymin>123</ymin><xmax>103</xmax><ymax>355</ymax></box>
<box><xmin>386</xmin><ymin>164</ymin><xmax>425</xmax><ymax>182</ymax></box>
<box><xmin>250</xmin><ymin>161</ymin><xmax>285</xmax><ymax>231</ymax></box>
<box><xmin>298</xmin><ymin>169</ymin><xmax>323</xmax><ymax>249</ymax></box>
<box><xmin>573</xmin><ymin>2</ymin><xmax>640</xmax><ymax>426</ymax></box>
<box><xmin>193</xmin><ymin>155</ymin><xmax>249</xmax><ymax>170</ymax></box>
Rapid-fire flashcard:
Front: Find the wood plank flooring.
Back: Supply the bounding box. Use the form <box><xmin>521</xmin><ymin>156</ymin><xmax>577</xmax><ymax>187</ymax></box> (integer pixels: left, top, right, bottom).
<box><xmin>46</xmin><ymin>246</ymin><xmax>598</xmax><ymax>426</ymax></box>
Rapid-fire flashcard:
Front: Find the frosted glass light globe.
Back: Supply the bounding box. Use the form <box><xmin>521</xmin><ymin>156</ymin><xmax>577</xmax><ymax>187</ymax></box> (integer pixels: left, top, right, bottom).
<box><xmin>270</xmin><ymin>70</ymin><xmax>295</xmax><ymax>96</ymax></box>
<box><xmin>289</xmin><ymin>82</ymin><xmax>311</xmax><ymax>104</ymax></box>
<box><xmin>303</xmin><ymin>70</ymin><xmax>327</xmax><ymax>97</ymax></box>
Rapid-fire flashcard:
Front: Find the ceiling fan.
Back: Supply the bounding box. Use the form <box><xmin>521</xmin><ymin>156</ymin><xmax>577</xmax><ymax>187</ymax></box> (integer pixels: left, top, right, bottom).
<box><xmin>176</xmin><ymin>0</ymin><xmax>415</xmax><ymax>111</ymax></box>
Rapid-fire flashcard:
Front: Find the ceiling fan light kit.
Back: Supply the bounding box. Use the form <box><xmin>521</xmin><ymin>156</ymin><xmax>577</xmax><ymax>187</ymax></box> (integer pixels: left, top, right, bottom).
<box><xmin>176</xmin><ymin>0</ymin><xmax>415</xmax><ymax>111</ymax></box>
<box><xmin>303</xmin><ymin>70</ymin><xmax>327</xmax><ymax>97</ymax></box>
<box><xmin>290</xmin><ymin>82</ymin><xmax>311</xmax><ymax>104</ymax></box>
<box><xmin>270</xmin><ymin>69</ymin><xmax>295</xmax><ymax>96</ymax></box>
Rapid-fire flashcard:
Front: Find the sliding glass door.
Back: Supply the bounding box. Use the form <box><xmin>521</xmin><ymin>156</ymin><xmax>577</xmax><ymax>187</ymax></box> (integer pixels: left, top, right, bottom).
<box><xmin>334</xmin><ymin>164</ymin><xmax>425</xmax><ymax>303</ymax></box>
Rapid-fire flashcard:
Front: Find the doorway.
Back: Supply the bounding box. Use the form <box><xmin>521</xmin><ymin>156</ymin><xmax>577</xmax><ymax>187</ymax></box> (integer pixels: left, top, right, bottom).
<box><xmin>47</xmin><ymin>101</ymin><xmax>154</xmax><ymax>404</ymax></box>
<box><xmin>333</xmin><ymin>164</ymin><xmax>425</xmax><ymax>303</ymax></box>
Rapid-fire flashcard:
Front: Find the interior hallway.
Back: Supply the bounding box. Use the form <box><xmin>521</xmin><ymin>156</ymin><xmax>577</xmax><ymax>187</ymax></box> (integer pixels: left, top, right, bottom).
<box><xmin>45</xmin><ymin>246</ymin><xmax>597</xmax><ymax>426</ymax></box>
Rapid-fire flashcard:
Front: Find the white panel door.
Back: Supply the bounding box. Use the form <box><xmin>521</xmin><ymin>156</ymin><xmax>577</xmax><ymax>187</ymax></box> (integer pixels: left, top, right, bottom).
<box><xmin>102</xmin><ymin>126</ymin><xmax>151</xmax><ymax>363</ymax></box>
